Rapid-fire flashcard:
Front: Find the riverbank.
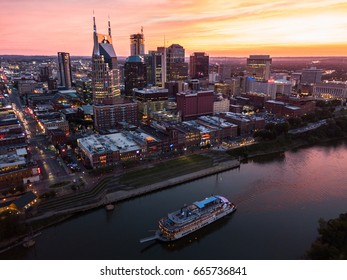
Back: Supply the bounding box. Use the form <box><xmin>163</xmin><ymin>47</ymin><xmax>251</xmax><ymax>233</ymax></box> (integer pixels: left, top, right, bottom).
<box><xmin>1</xmin><ymin>125</ymin><xmax>346</xmax><ymax>254</ymax></box>
<box><xmin>0</xmin><ymin>156</ymin><xmax>239</xmax><ymax>253</ymax></box>
<box><xmin>105</xmin><ymin>159</ymin><xmax>240</xmax><ymax>203</ymax></box>
<box><xmin>29</xmin><ymin>158</ymin><xmax>240</xmax><ymax>219</ymax></box>
<box><xmin>227</xmin><ymin>125</ymin><xmax>347</xmax><ymax>160</ymax></box>
<box><xmin>4</xmin><ymin>140</ymin><xmax>347</xmax><ymax>260</ymax></box>
<box><xmin>226</xmin><ymin>137</ymin><xmax>303</xmax><ymax>159</ymax></box>
<box><xmin>0</xmin><ymin>214</ymin><xmax>71</xmax><ymax>254</ymax></box>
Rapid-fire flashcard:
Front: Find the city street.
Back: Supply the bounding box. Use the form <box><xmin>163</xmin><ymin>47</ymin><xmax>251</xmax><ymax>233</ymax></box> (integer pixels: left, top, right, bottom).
<box><xmin>9</xmin><ymin>88</ymin><xmax>75</xmax><ymax>193</ymax></box>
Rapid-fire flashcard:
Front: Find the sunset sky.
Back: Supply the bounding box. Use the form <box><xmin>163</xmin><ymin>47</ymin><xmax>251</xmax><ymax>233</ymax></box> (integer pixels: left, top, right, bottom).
<box><xmin>1</xmin><ymin>0</ymin><xmax>347</xmax><ymax>57</ymax></box>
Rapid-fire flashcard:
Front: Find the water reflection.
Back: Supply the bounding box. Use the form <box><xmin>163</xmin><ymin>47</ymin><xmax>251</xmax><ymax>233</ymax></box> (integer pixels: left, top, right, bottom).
<box><xmin>3</xmin><ymin>141</ymin><xmax>347</xmax><ymax>259</ymax></box>
<box><xmin>159</xmin><ymin>214</ymin><xmax>234</xmax><ymax>253</ymax></box>
<box><xmin>247</xmin><ymin>152</ymin><xmax>285</xmax><ymax>165</ymax></box>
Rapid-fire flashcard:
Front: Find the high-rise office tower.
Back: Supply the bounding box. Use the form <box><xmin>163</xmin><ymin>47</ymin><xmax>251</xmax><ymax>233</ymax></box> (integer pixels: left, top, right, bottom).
<box><xmin>57</xmin><ymin>52</ymin><xmax>72</xmax><ymax>89</ymax></box>
<box><xmin>124</xmin><ymin>55</ymin><xmax>147</xmax><ymax>96</ymax></box>
<box><xmin>166</xmin><ymin>44</ymin><xmax>188</xmax><ymax>81</ymax></box>
<box><xmin>246</xmin><ymin>55</ymin><xmax>272</xmax><ymax>82</ymax></box>
<box><xmin>167</xmin><ymin>44</ymin><xmax>185</xmax><ymax>63</ymax></box>
<box><xmin>92</xmin><ymin>17</ymin><xmax>120</xmax><ymax>105</ymax></box>
<box><xmin>156</xmin><ymin>47</ymin><xmax>167</xmax><ymax>85</ymax></box>
<box><xmin>130</xmin><ymin>27</ymin><xmax>145</xmax><ymax>56</ymax></box>
<box><xmin>189</xmin><ymin>52</ymin><xmax>209</xmax><ymax>79</ymax></box>
<box><xmin>92</xmin><ymin>16</ymin><xmax>136</xmax><ymax>131</ymax></box>
<box><xmin>145</xmin><ymin>50</ymin><xmax>164</xmax><ymax>87</ymax></box>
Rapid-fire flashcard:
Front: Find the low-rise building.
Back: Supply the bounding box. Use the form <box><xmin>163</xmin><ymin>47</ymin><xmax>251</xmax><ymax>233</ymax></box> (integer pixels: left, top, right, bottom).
<box><xmin>0</xmin><ymin>109</ymin><xmax>27</xmax><ymax>149</ymax></box>
<box><xmin>140</xmin><ymin>124</ymin><xmax>170</xmax><ymax>152</ymax></box>
<box><xmin>213</xmin><ymin>93</ymin><xmax>230</xmax><ymax>114</ymax></box>
<box><xmin>247</xmin><ymin>80</ymin><xmax>276</xmax><ymax>99</ymax></box>
<box><xmin>77</xmin><ymin>133</ymin><xmax>141</xmax><ymax>169</ymax></box>
<box><xmin>229</xmin><ymin>104</ymin><xmax>243</xmax><ymax>114</ymax></box>
<box><xmin>265</xmin><ymin>100</ymin><xmax>302</xmax><ymax>117</ymax></box>
<box><xmin>214</xmin><ymin>83</ymin><xmax>231</xmax><ymax>96</ymax></box>
<box><xmin>0</xmin><ymin>191</ymin><xmax>38</xmax><ymax>213</ymax></box>
<box><xmin>125</xmin><ymin>129</ymin><xmax>162</xmax><ymax>155</ymax></box>
<box><xmin>0</xmin><ymin>151</ymin><xmax>39</xmax><ymax>191</ymax></box>
<box><xmin>150</xmin><ymin>110</ymin><xmax>180</xmax><ymax>123</ymax></box>
<box><xmin>220</xmin><ymin>112</ymin><xmax>252</xmax><ymax>135</ymax></box>
<box><xmin>133</xmin><ymin>88</ymin><xmax>169</xmax><ymax>120</ymax></box>
<box><xmin>168</xmin><ymin>122</ymin><xmax>201</xmax><ymax>150</ymax></box>
<box><xmin>93</xmin><ymin>98</ymin><xmax>138</xmax><ymax>132</ymax></box>
<box><xmin>41</xmin><ymin>119</ymin><xmax>69</xmax><ymax>134</ymax></box>
<box><xmin>47</xmin><ymin>129</ymin><xmax>67</xmax><ymax>145</ymax></box>
<box><xmin>17</xmin><ymin>79</ymin><xmax>37</xmax><ymax>96</ymax></box>
<box><xmin>197</xmin><ymin>115</ymin><xmax>238</xmax><ymax>139</ymax></box>
<box><xmin>274</xmin><ymin>79</ymin><xmax>292</xmax><ymax>96</ymax></box>
<box><xmin>176</xmin><ymin>90</ymin><xmax>214</xmax><ymax>120</ymax></box>
<box><xmin>313</xmin><ymin>83</ymin><xmax>347</xmax><ymax>101</ymax></box>
<box><xmin>241</xmin><ymin>92</ymin><xmax>269</xmax><ymax>109</ymax></box>
<box><xmin>184</xmin><ymin>120</ymin><xmax>215</xmax><ymax>146</ymax></box>
<box><xmin>265</xmin><ymin>97</ymin><xmax>316</xmax><ymax>117</ymax></box>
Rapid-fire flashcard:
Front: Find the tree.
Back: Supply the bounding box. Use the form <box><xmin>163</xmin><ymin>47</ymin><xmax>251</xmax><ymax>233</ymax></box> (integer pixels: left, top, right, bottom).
<box><xmin>301</xmin><ymin>113</ymin><xmax>318</xmax><ymax>123</ymax></box>
<box><xmin>0</xmin><ymin>211</ymin><xmax>27</xmax><ymax>240</ymax></box>
<box><xmin>288</xmin><ymin>117</ymin><xmax>302</xmax><ymax>129</ymax></box>
<box><xmin>306</xmin><ymin>214</ymin><xmax>347</xmax><ymax>259</ymax></box>
<box><xmin>273</xmin><ymin>122</ymin><xmax>289</xmax><ymax>136</ymax></box>
<box><xmin>253</xmin><ymin>130</ymin><xmax>276</xmax><ymax>141</ymax></box>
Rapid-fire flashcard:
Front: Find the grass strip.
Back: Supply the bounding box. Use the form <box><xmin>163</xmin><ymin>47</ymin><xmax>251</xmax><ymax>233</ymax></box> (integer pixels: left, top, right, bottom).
<box><xmin>120</xmin><ymin>154</ymin><xmax>213</xmax><ymax>187</ymax></box>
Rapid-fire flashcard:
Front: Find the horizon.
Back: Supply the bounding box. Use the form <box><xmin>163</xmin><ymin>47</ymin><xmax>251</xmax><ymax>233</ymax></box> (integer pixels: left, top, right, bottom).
<box><xmin>1</xmin><ymin>0</ymin><xmax>347</xmax><ymax>57</ymax></box>
<box><xmin>2</xmin><ymin>54</ymin><xmax>347</xmax><ymax>59</ymax></box>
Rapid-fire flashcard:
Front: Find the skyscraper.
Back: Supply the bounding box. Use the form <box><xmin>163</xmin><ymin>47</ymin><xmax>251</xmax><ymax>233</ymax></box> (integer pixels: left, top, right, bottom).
<box><xmin>57</xmin><ymin>52</ymin><xmax>72</xmax><ymax>89</ymax></box>
<box><xmin>92</xmin><ymin>17</ymin><xmax>120</xmax><ymax>106</ymax></box>
<box><xmin>124</xmin><ymin>55</ymin><xmax>147</xmax><ymax>96</ymax></box>
<box><xmin>166</xmin><ymin>44</ymin><xmax>188</xmax><ymax>81</ymax></box>
<box><xmin>189</xmin><ymin>52</ymin><xmax>209</xmax><ymax>79</ymax></box>
<box><xmin>145</xmin><ymin>50</ymin><xmax>164</xmax><ymax>87</ymax></box>
<box><xmin>130</xmin><ymin>28</ymin><xmax>145</xmax><ymax>56</ymax></box>
<box><xmin>246</xmin><ymin>55</ymin><xmax>272</xmax><ymax>82</ymax></box>
<box><xmin>92</xmin><ymin>16</ymin><xmax>138</xmax><ymax>131</ymax></box>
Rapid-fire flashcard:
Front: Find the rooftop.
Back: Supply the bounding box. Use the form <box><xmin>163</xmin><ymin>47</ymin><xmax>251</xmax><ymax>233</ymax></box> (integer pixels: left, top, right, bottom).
<box><xmin>126</xmin><ymin>130</ymin><xmax>160</xmax><ymax>145</ymax></box>
<box><xmin>285</xmin><ymin>105</ymin><xmax>301</xmax><ymax>110</ymax></box>
<box><xmin>184</xmin><ymin>120</ymin><xmax>211</xmax><ymax>133</ymax></box>
<box><xmin>126</xmin><ymin>55</ymin><xmax>145</xmax><ymax>63</ymax></box>
<box><xmin>222</xmin><ymin>112</ymin><xmax>251</xmax><ymax>122</ymax></box>
<box><xmin>194</xmin><ymin>196</ymin><xmax>218</xmax><ymax>209</ymax></box>
<box><xmin>266</xmin><ymin>100</ymin><xmax>286</xmax><ymax>105</ymax></box>
<box><xmin>78</xmin><ymin>133</ymin><xmax>141</xmax><ymax>154</ymax></box>
<box><xmin>133</xmin><ymin>88</ymin><xmax>169</xmax><ymax>94</ymax></box>
<box><xmin>198</xmin><ymin>115</ymin><xmax>237</xmax><ymax>128</ymax></box>
<box><xmin>0</xmin><ymin>153</ymin><xmax>26</xmax><ymax>169</ymax></box>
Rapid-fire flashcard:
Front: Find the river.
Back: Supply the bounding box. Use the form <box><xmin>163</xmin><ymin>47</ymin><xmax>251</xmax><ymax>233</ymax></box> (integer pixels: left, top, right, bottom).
<box><xmin>2</xmin><ymin>141</ymin><xmax>347</xmax><ymax>260</ymax></box>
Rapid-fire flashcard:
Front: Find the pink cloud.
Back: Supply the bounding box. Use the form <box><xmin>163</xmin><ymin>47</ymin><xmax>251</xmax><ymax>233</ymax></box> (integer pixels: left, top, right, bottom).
<box><xmin>1</xmin><ymin>0</ymin><xmax>347</xmax><ymax>56</ymax></box>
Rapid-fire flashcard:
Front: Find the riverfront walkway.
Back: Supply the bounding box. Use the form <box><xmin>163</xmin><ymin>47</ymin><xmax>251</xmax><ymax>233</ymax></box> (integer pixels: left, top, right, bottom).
<box><xmin>105</xmin><ymin>159</ymin><xmax>240</xmax><ymax>203</ymax></box>
<box><xmin>30</xmin><ymin>158</ymin><xmax>240</xmax><ymax>220</ymax></box>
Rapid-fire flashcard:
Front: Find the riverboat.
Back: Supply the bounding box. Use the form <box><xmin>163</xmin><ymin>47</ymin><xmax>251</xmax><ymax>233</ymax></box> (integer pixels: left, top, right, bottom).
<box><xmin>155</xmin><ymin>195</ymin><xmax>236</xmax><ymax>241</ymax></box>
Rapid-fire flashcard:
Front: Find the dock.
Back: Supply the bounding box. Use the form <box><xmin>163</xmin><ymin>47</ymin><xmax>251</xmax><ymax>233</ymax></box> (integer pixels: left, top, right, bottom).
<box><xmin>139</xmin><ymin>235</ymin><xmax>157</xmax><ymax>243</ymax></box>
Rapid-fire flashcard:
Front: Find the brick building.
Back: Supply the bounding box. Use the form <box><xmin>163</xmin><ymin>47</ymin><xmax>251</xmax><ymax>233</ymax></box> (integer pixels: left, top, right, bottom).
<box><xmin>176</xmin><ymin>90</ymin><xmax>214</xmax><ymax>120</ymax></box>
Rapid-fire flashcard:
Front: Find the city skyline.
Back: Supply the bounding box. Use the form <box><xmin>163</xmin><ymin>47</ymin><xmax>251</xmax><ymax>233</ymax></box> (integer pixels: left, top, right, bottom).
<box><xmin>1</xmin><ymin>0</ymin><xmax>347</xmax><ymax>57</ymax></box>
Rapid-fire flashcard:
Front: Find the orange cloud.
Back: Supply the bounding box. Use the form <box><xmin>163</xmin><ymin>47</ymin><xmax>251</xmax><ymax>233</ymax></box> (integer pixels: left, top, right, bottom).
<box><xmin>0</xmin><ymin>0</ymin><xmax>347</xmax><ymax>56</ymax></box>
